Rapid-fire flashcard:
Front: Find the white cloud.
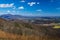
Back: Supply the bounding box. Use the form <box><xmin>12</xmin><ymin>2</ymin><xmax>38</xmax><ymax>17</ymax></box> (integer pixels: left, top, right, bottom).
<box><xmin>37</xmin><ymin>2</ymin><xmax>40</xmax><ymax>4</ymax></box>
<box><xmin>28</xmin><ymin>2</ymin><xmax>40</xmax><ymax>6</ymax></box>
<box><xmin>20</xmin><ymin>0</ymin><xmax>25</xmax><ymax>2</ymax></box>
<box><xmin>36</xmin><ymin>9</ymin><xmax>42</xmax><ymax>12</ymax></box>
<box><xmin>18</xmin><ymin>6</ymin><xmax>24</xmax><ymax>9</ymax></box>
<box><xmin>7</xmin><ymin>10</ymin><xmax>11</xmax><ymax>13</ymax></box>
<box><xmin>0</xmin><ymin>3</ymin><xmax>14</xmax><ymax>8</ymax></box>
<box><xmin>28</xmin><ymin>2</ymin><xmax>36</xmax><ymax>6</ymax></box>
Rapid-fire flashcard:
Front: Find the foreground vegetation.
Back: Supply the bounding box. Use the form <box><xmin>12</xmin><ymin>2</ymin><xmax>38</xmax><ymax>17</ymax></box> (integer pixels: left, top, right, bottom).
<box><xmin>0</xmin><ymin>18</ymin><xmax>60</xmax><ymax>40</ymax></box>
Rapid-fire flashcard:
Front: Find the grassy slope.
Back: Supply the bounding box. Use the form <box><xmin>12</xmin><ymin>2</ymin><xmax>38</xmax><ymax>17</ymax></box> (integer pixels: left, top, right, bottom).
<box><xmin>0</xmin><ymin>18</ymin><xmax>60</xmax><ymax>40</ymax></box>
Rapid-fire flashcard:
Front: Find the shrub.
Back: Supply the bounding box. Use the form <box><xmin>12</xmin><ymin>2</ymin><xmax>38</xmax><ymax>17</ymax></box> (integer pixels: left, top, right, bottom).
<box><xmin>14</xmin><ymin>22</ymin><xmax>20</xmax><ymax>27</ymax></box>
<box><xmin>24</xmin><ymin>23</ymin><xmax>33</xmax><ymax>29</ymax></box>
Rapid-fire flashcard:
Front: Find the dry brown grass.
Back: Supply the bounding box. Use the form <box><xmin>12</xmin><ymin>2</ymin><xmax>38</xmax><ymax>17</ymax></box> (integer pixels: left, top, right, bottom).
<box><xmin>0</xmin><ymin>30</ymin><xmax>60</xmax><ymax>40</ymax></box>
<box><xmin>0</xmin><ymin>30</ymin><xmax>40</xmax><ymax>40</ymax></box>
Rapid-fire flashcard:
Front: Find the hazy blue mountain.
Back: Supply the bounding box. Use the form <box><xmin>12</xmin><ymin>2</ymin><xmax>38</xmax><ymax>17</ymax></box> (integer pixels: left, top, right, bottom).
<box><xmin>0</xmin><ymin>14</ymin><xmax>24</xmax><ymax>20</ymax></box>
<box><xmin>0</xmin><ymin>14</ymin><xmax>60</xmax><ymax>20</ymax></box>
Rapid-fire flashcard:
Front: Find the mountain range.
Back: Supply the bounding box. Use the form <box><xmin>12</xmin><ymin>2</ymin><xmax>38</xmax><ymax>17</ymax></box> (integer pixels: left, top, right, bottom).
<box><xmin>0</xmin><ymin>14</ymin><xmax>60</xmax><ymax>20</ymax></box>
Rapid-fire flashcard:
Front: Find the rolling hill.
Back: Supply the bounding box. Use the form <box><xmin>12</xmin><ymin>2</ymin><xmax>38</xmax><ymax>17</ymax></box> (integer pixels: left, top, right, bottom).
<box><xmin>0</xmin><ymin>14</ymin><xmax>60</xmax><ymax>40</ymax></box>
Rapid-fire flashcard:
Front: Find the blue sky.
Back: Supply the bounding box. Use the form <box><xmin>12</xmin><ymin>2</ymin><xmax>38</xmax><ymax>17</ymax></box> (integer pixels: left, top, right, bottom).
<box><xmin>0</xmin><ymin>0</ymin><xmax>60</xmax><ymax>16</ymax></box>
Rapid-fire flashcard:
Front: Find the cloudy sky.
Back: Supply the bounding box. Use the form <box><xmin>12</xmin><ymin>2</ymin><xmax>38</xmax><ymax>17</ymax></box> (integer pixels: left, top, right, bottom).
<box><xmin>0</xmin><ymin>0</ymin><xmax>60</xmax><ymax>16</ymax></box>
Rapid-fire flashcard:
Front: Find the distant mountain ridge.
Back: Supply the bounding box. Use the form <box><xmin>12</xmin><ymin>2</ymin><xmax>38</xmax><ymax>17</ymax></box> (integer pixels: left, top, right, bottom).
<box><xmin>0</xmin><ymin>14</ymin><xmax>23</xmax><ymax>20</ymax></box>
<box><xmin>0</xmin><ymin>14</ymin><xmax>60</xmax><ymax>20</ymax></box>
